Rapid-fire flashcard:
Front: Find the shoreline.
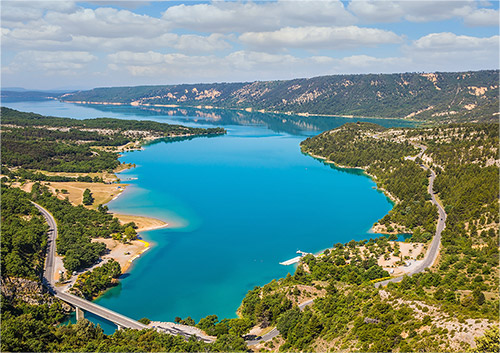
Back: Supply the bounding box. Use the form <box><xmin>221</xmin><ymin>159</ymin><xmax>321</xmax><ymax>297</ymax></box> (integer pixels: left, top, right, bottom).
<box><xmin>120</xmin><ymin>239</ymin><xmax>150</xmax><ymax>274</ymax></box>
<box><xmin>105</xmin><ymin>165</ymin><xmax>170</xmax><ymax>274</ymax></box>
<box><xmin>60</xmin><ymin>99</ymin><xmax>421</xmax><ymax>122</ymax></box>
<box><xmin>304</xmin><ymin>150</ymin><xmax>401</xmax><ymax>234</ymax></box>
<box><xmin>35</xmin><ymin>162</ymin><xmax>171</xmax><ymax>282</ymax></box>
<box><xmin>305</xmin><ymin>151</ymin><xmax>399</xmax><ymax>203</ymax></box>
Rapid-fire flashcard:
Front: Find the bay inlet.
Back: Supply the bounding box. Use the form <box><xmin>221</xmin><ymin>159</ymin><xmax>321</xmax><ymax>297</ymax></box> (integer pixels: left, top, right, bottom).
<box><xmin>3</xmin><ymin>100</ymin><xmax>416</xmax><ymax>333</ymax></box>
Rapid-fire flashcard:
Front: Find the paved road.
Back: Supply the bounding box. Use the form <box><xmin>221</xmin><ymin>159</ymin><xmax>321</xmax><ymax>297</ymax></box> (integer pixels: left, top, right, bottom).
<box><xmin>32</xmin><ymin>202</ymin><xmax>58</xmax><ymax>286</ymax></box>
<box><xmin>375</xmin><ymin>145</ymin><xmax>447</xmax><ymax>288</ymax></box>
<box><xmin>35</xmin><ymin>201</ymin><xmax>218</xmax><ymax>337</ymax></box>
<box><xmin>246</xmin><ymin>299</ymin><xmax>315</xmax><ymax>346</ymax></box>
<box><xmin>248</xmin><ymin>143</ymin><xmax>448</xmax><ymax>344</ymax></box>
<box><xmin>55</xmin><ymin>290</ymin><xmax>148</xmax><ymax>330</ymax></box>
<box><xmin>34</xmin><ymin>201</ymin><xmax>148</xmax><ymax>330</ymax></box>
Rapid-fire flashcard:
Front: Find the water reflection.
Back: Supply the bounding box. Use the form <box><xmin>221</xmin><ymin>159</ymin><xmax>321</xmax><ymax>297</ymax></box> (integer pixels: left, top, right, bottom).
<box><xmin>81</xmin><ymin>103</ymin><xmax>418</xmax><ymax>136</ymax></box>
<box><xmin>303</xmin><ymin>152</ymin><xmax>367</xmax><ymax>176</ymax></box>
<box><xmin>142</xmin><ymin>134</ymin><xmax>221</xmax><ymax>148</ymax></box>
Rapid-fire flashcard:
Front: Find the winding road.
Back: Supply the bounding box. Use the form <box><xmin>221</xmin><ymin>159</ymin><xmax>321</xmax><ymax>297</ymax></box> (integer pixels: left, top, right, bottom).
<box><xmin>34</xmin><ymin>140</ymin><xmax>445</xmax><ymax>344</ymax></box>
<box><xmin>248</xmin><ymin>143</ymin><xmax>448</xmax><ymax>344</ymax></box>
<box><xmin>375</xmin><ymin>144</ymin><xmax>447</xmax><ymax>287</ymax></box>
<box><xmin>33</xmin><ymin>201</ymin><xmax>148</xmax><ymax>330</ymax></box>
<box><xmin>246</xmin><ymin>299</ymin><xmax>314</xmax><ymax>346</ymax></box>
<box><xmin>32</xmin><ymin>201</ymin><xmax>58</xmax><ymax>286</ymax></box>
<box><xmin>35</xmin><ymin>201</ymin><xmax>216</xmax><ymax>340</ymax></box>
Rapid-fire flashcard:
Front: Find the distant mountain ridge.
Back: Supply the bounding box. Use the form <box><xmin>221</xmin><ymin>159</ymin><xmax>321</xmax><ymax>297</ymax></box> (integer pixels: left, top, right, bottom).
<box><xmin>1</xmin><ymin>89</ymin><xmax>72</xmax><ymax>102</ymax></box>
<box><xmin>61</xmin><ymin>70</ymin><xmax>499</xmax><ymax>122</ymax></box>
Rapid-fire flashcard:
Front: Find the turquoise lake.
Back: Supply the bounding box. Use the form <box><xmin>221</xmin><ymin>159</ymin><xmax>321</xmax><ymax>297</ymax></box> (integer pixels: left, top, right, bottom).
<box><xmin>3</xmin><ymin>100</ymin><xmax>416</xmax><ymax>333</ymax></box>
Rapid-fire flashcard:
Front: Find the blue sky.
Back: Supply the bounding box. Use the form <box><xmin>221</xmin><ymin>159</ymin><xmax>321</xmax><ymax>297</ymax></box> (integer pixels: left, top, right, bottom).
<box><xmin>1</xmin><ymin>0</ymin><xmax>498</xmax><ymax>90</ymax></box>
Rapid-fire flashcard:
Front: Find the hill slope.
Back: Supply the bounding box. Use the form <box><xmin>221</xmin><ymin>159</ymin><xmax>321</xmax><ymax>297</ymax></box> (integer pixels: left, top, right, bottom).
<box><xmin>60</xmin><ymin>70</ymin><xmax>499</xmax><ymax>122</ymax></box>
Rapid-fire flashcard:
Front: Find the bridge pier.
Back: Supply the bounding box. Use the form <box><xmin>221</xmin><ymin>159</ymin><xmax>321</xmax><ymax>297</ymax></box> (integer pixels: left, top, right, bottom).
<box><xmin>76</xmin><ymin>307</ymin><xmax>84</xmax><ymax>321</ymax></box>
<box><xmin>117</xmin><ymin>324</ymin><xmax>124</xmax><ymax>330</ymax></box>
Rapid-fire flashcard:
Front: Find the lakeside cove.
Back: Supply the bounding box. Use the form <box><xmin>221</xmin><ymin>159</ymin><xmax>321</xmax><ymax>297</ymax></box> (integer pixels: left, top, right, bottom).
<box><xmin>3</xmin><ymin>100</ymin><xmax>497</xmax><ymax>353</ymax></box>
<box><xmin>2</xmin><ymin>100</ymin><xmax>415</xmax><ymax>331</ymax></box>
<box><xmin>9</xmin><ymin>165</ymin><xmax>170</xmax><ymax>282</ymax></box>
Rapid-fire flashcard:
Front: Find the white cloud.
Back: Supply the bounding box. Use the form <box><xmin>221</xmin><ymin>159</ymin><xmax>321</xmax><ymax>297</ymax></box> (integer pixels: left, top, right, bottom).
<box><xmin>463</xmin><ymin>8</ymin><xmax>500</xmax><ymax>27</ymax></box>
<box><xmin>4</xmin><ymin>50</ymin><xmax>97</xmax><ymax>74</ymax></box>
<box><xmin>225</xmin><ymin>50</ymin><xmax>302</xmax><ymax>71</ymax></box>
<box><xmin>411</xmin><ymin>32</ymin><xmax>499</xmax><ymax>52</ymax></box>
<box><xmin>239</xmin><ymin>26</ymin><xmax>403</xmax><ymax>51</ymax></box>
<box><xmin>104</xmin><ymin>50</ymin><xmax>409</xmax><ymax>83</ymax></box>
<box><xmin>44</xmin><ymin>7</ymin><xmax>169</xmax><ymax>38</ymax></box>
<box><xmin>1</xmin><ymin>1</ymin><xmax>76</xmax><ymax>25</ymax></box>
<box><xmin>107</xmin><ymin>51</ymin><xmax>225</xmax><ymax>79</ymax></box>
<box><xmin>403</xmin><ymin>33</ymin><xmax>499</xmax><ymax>72</ymax></box>
<box><xmin>347</xmin><ymin>0</ymin><xmax>404</xmax><ymax>23</ymax></box>
<box><xmin>174</xmin><ymin>34</ymin><xmax>232</xmax><ymax>54</ymax></box>
<box><xmin>335</xmin><ymin>54</ymin><xmax>407</xmax><ymax>69</ymax></box>
<box><xmin>347</xmin><ymin>0</ymin><xmax>493</xmax><ymax>24</ymax></box>
<box><xmin>84</xmin><ymin>1</ymin><xmax>151</xmax><ymax>9</ymax></box>
<box><xmin>6</xmin><ymin>22</ymin><xmax>71</xmax><ymax>41</ymax></box>
<box><xmin>2</xmin><ymin>24</ymin><xmax>229</xmax><ymax>54</ymax></box>
<box><xmin>1</xmin><ymin>1</ymin><xmax>498</xmax><ymax>89</ymax></box>
<box><xmin>402</xmin><ymin>1</ymin><xmax>474</xmax><ymax>23</ymax></box>
<box><xmin>1</xmin><ymin>3</ymin><xmax>229</xmax><ymax>54</ymax></box>
<box><xmin>162</xmin><ymin>0</ymin><xmax>356</xmax><ymax>33</ymax></box>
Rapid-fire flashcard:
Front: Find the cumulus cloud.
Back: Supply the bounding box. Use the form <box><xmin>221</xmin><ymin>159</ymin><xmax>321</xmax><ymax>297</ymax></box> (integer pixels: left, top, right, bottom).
<box><xmin>1</xmin><ymin>1</ymin><xmax>77</xmax><ymax>30</ymax></box>
<box><xmin>402</xmin><ymin>1</ymin><xmax>474</xmax><ymax>23</ymax></box>
<box><xmin>2</xmin><ymin>27</ymin><xmax>229</xmax><ymax>54</ymax></box>
<box><xmin>1</xmin><ymin>3</ymin><xmax>232</xmax><ymax>55</ymax></box>
<box><xmin>4</xmin><ymin>50</ymin><xmax>97</xmax><ymax>74</ymax></box>
<box><xmin>162</xmin><ymin>0</ymin><xmax>356</xmax><ymax>33</ymax></box>
<box><xmin>1</xmin><ymin>0</ymin><xmax>498</xmax><ymax>89</ymax></box>
<box><xmin>404</xmin><ymin>33</ymin><xmax>499</xmax><ymax>72</ymax></box>
<box><xmin>411</xmin><ymin>32</ymin><xmax>499</xmax><ymax>52</ymax></box>
<box><xmin>174</xmin><ymin>34</ymin><xmax>232</xmax><ymax>54</ymax></box>
<box><xmin>84</xmin><ymin>1</ymin><xmax>151</xmax><ymax>9</ymax></box>
<box><xmin>239</xmin><ymin>26</ymin><xmax>403</xmax><ymax>51</ymax></box>
<box><xmin>5</xmin><ymin>22</ymin><xmax>71</xmax><ymax>42</ymax></box>
<box><xmin>347</xmin><ymin>0</ymin><xmax>496</xmax><ymax>25</ymax></box>
<box><xmin>107</xmin><ymin>51</ymin><xmax>224</xmax><ymax>79</ymax></box>
<box><xmin>463</xmin><ymin>8</ymin><xmax>500</xmax><ymax>27</ymax></box>
<box><xmin>104</xmin><ymin>50</ymin><xmax>410</xmax><ymax>84</ymax></box>
<box><xmin>44</xmin><ymin>7</ymin><xmax>169</xmax><ymax>38</ymax></box>
<box><xmin>347</xmin><ymin>0</ymin><xmax>405</xmax><ymax>23</ymax></box>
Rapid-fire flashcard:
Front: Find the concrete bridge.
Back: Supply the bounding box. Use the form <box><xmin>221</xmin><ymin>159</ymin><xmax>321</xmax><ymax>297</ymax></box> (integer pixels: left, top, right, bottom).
<box><xmin>34</xmin><ymin>201</ymin><xmax>149</xmax><ymax>331</ymax></box>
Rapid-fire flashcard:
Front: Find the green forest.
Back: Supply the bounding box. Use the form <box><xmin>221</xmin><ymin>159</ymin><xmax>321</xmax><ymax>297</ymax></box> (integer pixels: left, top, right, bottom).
<box><xmin>1</xmin><ymin>186</ymin><xmax>48</xmax><ymax>279</ymax></box>
<box><xmin>0</xmin><ymin>182</ymin><xmax>246</xmax><ymax>352</ymax></box>
<box><xmin>57</xmin><ymin>70</ymin><xmax>499</xmax><ymax>122</ymax></box>
<box><xmin>1</xmin><ymin>110</ymin><xmax>498</xmax><ymax>352</ymax></box>
<box><xmin>301</xmin><ymin>122</ymin><xmax>438</xmax><ymax>236</ymax></box>
<box><xmin>70</xmin><ymin>260</ymin><xmax>121</xmax><ymax>300</ymax></box>
<box><xmin>1</xmin><ymin>107</ymin><xmax>225</xmax><ymax>173</ymax></box>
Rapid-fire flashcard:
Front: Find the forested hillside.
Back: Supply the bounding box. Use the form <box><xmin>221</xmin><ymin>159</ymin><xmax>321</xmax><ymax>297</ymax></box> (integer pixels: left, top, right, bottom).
<box><xmin>1</xmin><ymin>187</ymin><xmax>48</xmax><ymax>279</ymax></box>
<box><xmin>258</xmin><ymin>121</ymin><xmax>500</xmax><ymax>351</ymax></box>
<box><xmin>0</xmin><ymin>183</ymin><xmax>246</xmax><ymax>352</ymax></box>
<box><xmin>59</xmin><ymin>70</ymin><xmax>499</xmax><ymax>122</ymax></box>
<box><xmin>0</xmin><ymin>107</ymin><xmax>225</xmax><ymax>173</ymax></box>
<box><xmin>302</xmin><ymin>122</ymin><xmax>438</xmax><ymax>237</ymax></box>
<box><xmin>0</xmin><ymin>108</ymin><xmax>245</xmax><ymax>352</ymax></box>
<box><xmin>1</xmin><ymin>108</ymin><xmax>498</xmax><ymax>352</ymax></box>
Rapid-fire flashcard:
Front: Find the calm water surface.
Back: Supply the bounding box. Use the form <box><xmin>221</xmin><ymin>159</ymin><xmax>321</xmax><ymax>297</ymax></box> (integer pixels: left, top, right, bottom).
<box><xmin>4</xmin><ymin>100</ymin><xmax>416</xmax><ymax>333</ymax></box>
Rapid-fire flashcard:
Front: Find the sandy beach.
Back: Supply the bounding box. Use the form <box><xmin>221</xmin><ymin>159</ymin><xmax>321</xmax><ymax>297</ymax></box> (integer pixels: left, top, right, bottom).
<box><xmin>13</xmin><ymin>177</ymin><xmax>168</xmax><ymax>233</ymax></box>
<box><xmin>113</xmin><ymin>213</ymin><xmax>168</xmax><ymax>232</ymax></box>
<box><xmin>10</xmin><ymin>173</ymin><xmax>169</xmax><ymax>281</ymax></box>
<box><xmin>92</xmin><ymin>238</ymin><xmax>154</xmax><ymax>274</ymax></box>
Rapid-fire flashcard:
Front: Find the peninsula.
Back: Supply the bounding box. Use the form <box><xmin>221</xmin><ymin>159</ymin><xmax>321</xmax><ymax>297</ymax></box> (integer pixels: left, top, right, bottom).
<box><xmin>1</xmin><ymin>107</ymin><xmax>225</xmax><ymax>280</ymax></box>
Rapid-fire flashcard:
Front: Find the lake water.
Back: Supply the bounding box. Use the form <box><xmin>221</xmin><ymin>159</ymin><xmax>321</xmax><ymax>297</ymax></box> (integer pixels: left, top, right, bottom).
<box><xmin>3</xmin><ymin>100</ymin><xmax>416</xmax><ymax>333</ymax></box>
